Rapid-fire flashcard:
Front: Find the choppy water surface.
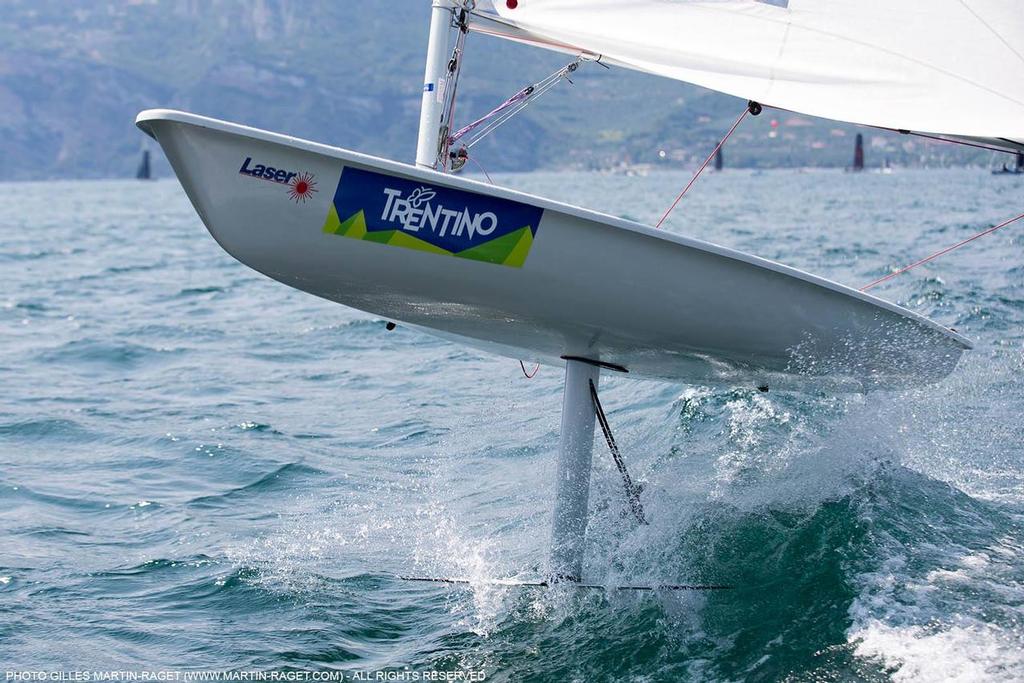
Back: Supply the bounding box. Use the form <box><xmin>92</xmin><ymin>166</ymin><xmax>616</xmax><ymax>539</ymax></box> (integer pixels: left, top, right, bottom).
<box><xmin>2</xmin><ymin>169</ymin><xmax>1023</xmax><ymax>681</ymax></box>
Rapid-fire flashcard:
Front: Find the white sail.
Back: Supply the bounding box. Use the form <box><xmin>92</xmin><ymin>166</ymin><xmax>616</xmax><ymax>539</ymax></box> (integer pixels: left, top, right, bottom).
<box><xmin>467</xmin><ymin>0</ymin><xmax>1024</xmax><ymax>149</ymax></box>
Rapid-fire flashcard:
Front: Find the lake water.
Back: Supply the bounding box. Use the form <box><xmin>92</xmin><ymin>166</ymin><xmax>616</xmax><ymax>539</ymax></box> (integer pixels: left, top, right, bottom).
<box><xmin>1</xmin><ymin>169</ymin><xmax>1023</xmax><ymax>681</ymax></box>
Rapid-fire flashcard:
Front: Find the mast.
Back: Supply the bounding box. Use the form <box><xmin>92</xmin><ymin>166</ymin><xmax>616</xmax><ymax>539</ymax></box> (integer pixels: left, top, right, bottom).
<box><xmin>416</xmin><ymin>0</ymin><xmax>455</xmax><ymax>169</ymax></box>
<box><xmin>416</xmin><ymin>2</ymin><xmax>600</xmax><ymax>584</ymax></box>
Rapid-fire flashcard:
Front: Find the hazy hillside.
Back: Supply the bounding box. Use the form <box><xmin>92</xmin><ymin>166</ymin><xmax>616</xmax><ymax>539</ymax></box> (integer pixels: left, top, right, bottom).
<box><xmin>0</xmin><ymin>0</ymin><xmax>990</xmax><ymax>180</ymax></box>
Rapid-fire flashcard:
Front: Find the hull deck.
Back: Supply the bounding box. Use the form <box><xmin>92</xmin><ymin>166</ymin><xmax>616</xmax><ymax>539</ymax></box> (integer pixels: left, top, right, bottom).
<box><xmin>137</xmin><ymin>109</ymin><xmax>970</xmax><ymax>392</ymax></box>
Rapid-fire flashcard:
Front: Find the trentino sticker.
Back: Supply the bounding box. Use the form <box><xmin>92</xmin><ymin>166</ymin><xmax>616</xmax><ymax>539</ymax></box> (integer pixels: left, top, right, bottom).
<box><xmin>322</xmin><ymin>167</ymin><xmax>543</xmax><ymax>268</ymax></box>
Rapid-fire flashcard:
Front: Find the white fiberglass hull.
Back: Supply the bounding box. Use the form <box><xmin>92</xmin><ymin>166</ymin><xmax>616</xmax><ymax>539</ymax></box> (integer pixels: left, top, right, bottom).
<box><xmin>136</xmin><ymin>109</ymin><xmax>969</xmax><ymax>392</ymax></box>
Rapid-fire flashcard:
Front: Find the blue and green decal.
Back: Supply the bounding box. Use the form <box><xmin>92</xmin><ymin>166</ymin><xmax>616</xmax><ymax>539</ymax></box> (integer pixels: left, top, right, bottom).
<box><xmin>322</xmin><ymin>167</ymin><xmax>543</xmax><ymax>267</ymax></box>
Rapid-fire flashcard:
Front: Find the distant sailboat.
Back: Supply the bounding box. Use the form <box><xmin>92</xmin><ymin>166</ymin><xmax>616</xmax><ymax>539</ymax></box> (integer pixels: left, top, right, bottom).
<box><xmin>713</xmin><ymin>146</ymin><xmax>723</xmax><ymax>171</ymax></box>
<box><xmin>851</xmin><ymin>133</ymin><xmax>865</xmax><ymax>171</ymax></box>
<box><xmin>136</xmin><ymin>149</ymin><xmax>152</xmax><ymax>180</ymax></box>
<box><xmin>993</xmin><ymin>151</ymin><xmax>1024</xmax><ymax>175</ymax></box>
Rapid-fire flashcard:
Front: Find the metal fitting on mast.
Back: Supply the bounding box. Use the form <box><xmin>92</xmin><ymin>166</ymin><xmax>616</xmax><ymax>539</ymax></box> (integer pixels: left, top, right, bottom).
<box><xmin>415</xmin><ymin>1</ymin><xmax>457</xmax><ymax>169</ymax></box>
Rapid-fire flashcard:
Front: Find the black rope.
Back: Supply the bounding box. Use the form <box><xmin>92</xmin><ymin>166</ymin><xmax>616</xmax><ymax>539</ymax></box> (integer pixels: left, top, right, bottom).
<box><xmin>589</xmin><ymin>379</ymin><xmax>648</xmax><ymax>525</ymax></box>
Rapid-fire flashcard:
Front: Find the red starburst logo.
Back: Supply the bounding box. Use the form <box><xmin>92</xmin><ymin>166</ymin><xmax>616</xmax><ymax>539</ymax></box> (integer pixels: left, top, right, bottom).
<box><xmin>288</xmin><ymin>172</ymin><xmax>318</xmax><ymax>203</ymax></box>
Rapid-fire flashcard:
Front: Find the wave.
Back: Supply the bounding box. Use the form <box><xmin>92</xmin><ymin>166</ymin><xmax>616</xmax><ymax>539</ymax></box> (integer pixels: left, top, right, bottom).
<box><xmin>186</xmin><ymin>462</ymin><xmax>323</xmax><ymax>508</ymax></box>
<box><xmin>34</xmin><ymin>339</ymin><xmax>186</xmax><ymax>368</ymax></box>
<box><xmin>0</xmin><ymin>417</ymin><xmax>101</xmax><ymax>443</ymax></box>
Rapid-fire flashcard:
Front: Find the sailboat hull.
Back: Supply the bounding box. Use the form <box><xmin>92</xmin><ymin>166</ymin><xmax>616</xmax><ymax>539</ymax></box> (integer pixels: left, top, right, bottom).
<box><xmin>136</xmin><ymin>109</ymin><xmax>969</xmax><ymax>391</ymax></box>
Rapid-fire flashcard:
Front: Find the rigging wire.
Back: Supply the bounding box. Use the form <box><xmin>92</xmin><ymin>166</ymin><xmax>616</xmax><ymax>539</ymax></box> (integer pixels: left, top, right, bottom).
<box><xmin>654</xmin><ymin>101</ymin><xmax>759</xmax><ymax>229</ymax></box>
<box><xmin>589</xmin><ymin>379</ymin><xmax>648</xmax><ymax>525</ymax></box>
<box><xmin>437</xmin><ymin>7</ymin><xmax>471</xmax><ymax>170</ymax></box>
<box><xmin>857</xmin><ymin>128</ymin><xmax>1024</xmax><ymax>290</ymax></box>
<box><xmin>860</xmin><ymin>211</ymin><xmax>1024</xmax><ymax>291</ymax></box>
<box><xmin>644</xmin><ymin>98</ymin><xmax>1021</xmax><ymax>289</ymax></box>
<box><xmin>889</xmin><ymin>129</ymin><xmax>1021</xmax><ymax>156</ymax></box>
<box><xmin>447</xmin><ymin>58</ymin><xmax>586</xmax><ymax>155</ymax></box>
<box><xmin>466</xmin><ymin>154</ymin><xmax>494</xmax><ymax>184</ymax></box>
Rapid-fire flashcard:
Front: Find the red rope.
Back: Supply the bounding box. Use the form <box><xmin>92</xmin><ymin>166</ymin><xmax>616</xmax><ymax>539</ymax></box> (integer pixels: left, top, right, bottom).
<box><xmin>655</xmin><ymin>106</ymin><xmax>749</xmax><ymax>229</ymax></box>
<box><xmin>860</xmin><ymin>211</ymin><xmax>1024</xmax><ymax>291</ymax></box>
<box><xmin>519</xmin><ymin>360</ymin><xmax>540</xmax><ymax>378</ymax></box>
<box><xmin>467</xmin><ymin>155</ymin><xmax>494</xmax><ymax>184</ymax></box>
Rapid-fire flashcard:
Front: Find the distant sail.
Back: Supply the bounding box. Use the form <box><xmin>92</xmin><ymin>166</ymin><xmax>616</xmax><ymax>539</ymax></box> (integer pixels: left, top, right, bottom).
<box><xmin>714</xmin><ymin>146</ymin><xmax>723</xmax><ymax>171</ymax></box>
<box><xmin>994</xmin><ymin>150</ymin><xmax>1024</xmax><ymax>174</ymax></box>
<box><xmin>136</xmin><ymin>149</ymin><xmax>151</xmax><ymax>180</ymax></box>
<box><xmin>853</xmin><ymin>133</ymin><xmax>864</xmax><ymax>171</ymax></box>
<box><xmin>468</xmin><ymin>1</ymin><xmax>1024</xmax><ymax>151</ymax></box>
